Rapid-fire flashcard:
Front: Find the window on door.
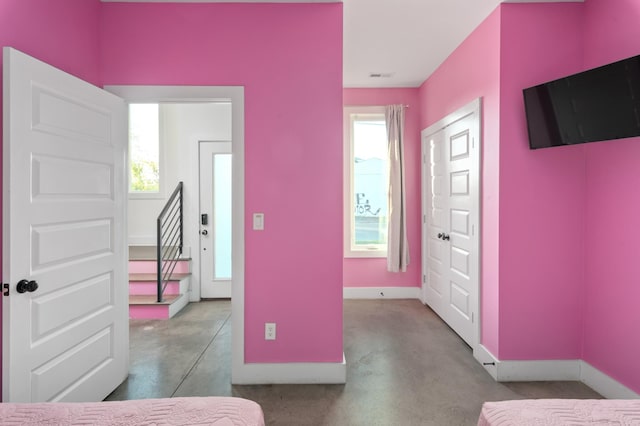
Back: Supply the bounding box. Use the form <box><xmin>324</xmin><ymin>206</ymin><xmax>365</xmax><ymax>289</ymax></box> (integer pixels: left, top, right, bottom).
<box><xmin>344</xmin><ymin>107</ymin><xmax>388</xmax><ymax>257</ymax></box>
<box><xmin>213</xmin><ymin>153</ymin><xmax>232</xmax><ymax>279</ymax></box>
<box><xmin>129</xmin><ymin>103</ymin><xmax>162</xmax><ymax>197</ymax></box>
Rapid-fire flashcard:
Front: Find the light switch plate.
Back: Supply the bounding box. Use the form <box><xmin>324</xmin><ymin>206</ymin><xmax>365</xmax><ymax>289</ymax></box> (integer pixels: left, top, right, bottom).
<box><xmin>253</xmin><ymin>213</ymin><xmax>264</xmax><ymax>230</ymax></box>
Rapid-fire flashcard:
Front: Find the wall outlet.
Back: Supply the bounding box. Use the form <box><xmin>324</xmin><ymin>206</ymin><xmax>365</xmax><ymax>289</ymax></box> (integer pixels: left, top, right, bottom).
<box><xmin>265</xmin><ymin>322</ymin><xmax>276</xmax><ymax>340</ymax></box>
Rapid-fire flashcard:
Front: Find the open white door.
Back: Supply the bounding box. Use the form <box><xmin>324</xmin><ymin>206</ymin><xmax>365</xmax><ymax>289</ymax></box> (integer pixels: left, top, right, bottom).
<box><xmin>2</xmin><ymin>48</ymin><xmax>128</xmax><ymax>402</ymax></box>
<box><xmin>199</xmin><ymin>141</ymin><xmax>232</xmax><ymax>298</ymax></box>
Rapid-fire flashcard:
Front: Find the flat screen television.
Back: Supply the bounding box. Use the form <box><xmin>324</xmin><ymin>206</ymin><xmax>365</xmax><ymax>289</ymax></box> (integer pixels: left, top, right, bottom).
<box><xmin>523</xmin><ymin>55</ymin><xmax>640</xmax><ymax>150</ymax></box>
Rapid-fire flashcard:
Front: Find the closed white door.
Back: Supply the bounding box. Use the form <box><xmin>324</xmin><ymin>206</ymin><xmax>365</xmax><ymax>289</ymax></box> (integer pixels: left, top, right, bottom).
<box><xmin>422</xmin><ymin>99</ymin><xmax>480</xmax><ymax>349</ymax></box>
<box><xmin>2</xmin><ymin>48</ymin><xmax>128</xmax><ymax>402</ymax></box>
<box><xmin>199</xmin><ymin>141</ymin><xmax>232</xmax><ymax>298</ymax></box>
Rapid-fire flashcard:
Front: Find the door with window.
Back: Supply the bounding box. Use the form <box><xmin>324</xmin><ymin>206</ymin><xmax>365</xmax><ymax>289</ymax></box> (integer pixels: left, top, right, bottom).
<box><xmin>199</xmin><ymin>141</ymin><xmax>232</xmax><ymax>298</ymax></box>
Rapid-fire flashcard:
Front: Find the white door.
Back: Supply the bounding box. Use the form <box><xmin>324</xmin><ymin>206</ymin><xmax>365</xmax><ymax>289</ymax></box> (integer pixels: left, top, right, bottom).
<box><xmin>199</xmin><ymin>141</ymin><xmax>232</xmax><ymax>298</ymax></box>
<box><xmin>422</xmin><ymin>99</ymin><xmax>480</xmax><ymax>349</ymax></box>
<box><xmin>2</xmin><ymin>48</ymin><xmax>128</xmax><ymax>402</ymax></box>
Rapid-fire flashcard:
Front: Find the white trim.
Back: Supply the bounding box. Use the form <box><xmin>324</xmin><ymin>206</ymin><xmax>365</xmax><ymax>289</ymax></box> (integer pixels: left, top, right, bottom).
<box><xmin>477</xmin><ymin>346</ymin><xmax>640</xmax><ymax>399</ymax></box>
<box><xmin>474</xmin><ymin>344</ymin><xmax>498</xmax><ymax>380</ymax></box>
<box><xmin>168</xmin><ymin>277</ymin><xmax>191</xmax><ymax>318</ymax></box>
<box><xmin>497</xmin><ymin>359</ymin><xmax>581</xmax><ymax>382</ymax></box>
<box><xmin>232</xmin><ymin>354</ymin><xmax>347</xmax><ymax>385</ymax></box>
<box><xmin>105</xmin><ymin>85</ymin><xmax>246</xmax><ymax>384</ymax></box>
<box><xmin>580</xmin><ymin>361</ymin><xmax>640</xmax><ymax>399</ymax></box>
<box><xmin>343</xmin><ymin>286</ymin><xmax>421</xmax><ymax>299</ymax></box>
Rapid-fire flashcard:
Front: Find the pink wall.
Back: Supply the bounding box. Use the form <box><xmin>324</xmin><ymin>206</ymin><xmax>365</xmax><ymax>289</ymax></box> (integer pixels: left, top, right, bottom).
<box><xmin>420</xmin><ymin>0</ymin><xmax>640</xmax><ymax>392</ymax></box>
<box><xmin>101</xmin><ymin>3</ymin><xmax>344</xmax><ymax>363</ymax></box>
<box><xmin>343</xmin><ymin>88</ymin><xmax>421</xmax><ymax>288</ymax></box>
<box><xmin>418</xmin><ymin>8</ymin><xmax>502</xmax><ymax>354</ymax></box>
<box><xmin>418</xmin><ymin>3</ymin><xmax>586</xmax><ymax>361</ymax></box>
<box><xmin>497</xmin><ymin>3</ymin><xmax>585</xmax><ymax>360</ymax></box>
<box><xmin>0</xmin><ymin>0</ymin><xmax>102</xmax><ymax>401</ymax></box>
<box><xmin>582</xmin><ymin>0</ymin><xmax>640</xmax><ymax>392</ymax></box>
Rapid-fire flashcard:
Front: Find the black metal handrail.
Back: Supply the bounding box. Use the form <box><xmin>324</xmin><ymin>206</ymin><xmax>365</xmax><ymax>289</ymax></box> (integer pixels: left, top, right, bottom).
<box><xmin>157</xmin><ymin>182</ymin><xmax>183</xmax><ymax>302</ymax></box>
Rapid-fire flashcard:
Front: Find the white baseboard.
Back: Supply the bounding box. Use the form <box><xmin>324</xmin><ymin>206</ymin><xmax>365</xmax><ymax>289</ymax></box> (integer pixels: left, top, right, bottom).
<box><xmin>475</xmin><ymin>344</ymin><xmax>498</xmax><ymax>380</ymax></box>
<box><xmin>497</xmin><ymin>359</ymin><xmax>581</xmax><ymax>382</ymax></box>
<box><xmin>580</xmin><ymin>361</ymin><xmax>640</xmax><ymax>399</ymax></box>
<box><xmin>343</xmin><ymin>286</ymin><xmax>421</xmax><ymax>299</ymax></box>
<box><xmin>232</xmin><ymin>354</ymin><xmax>347</xmax><ymax>385</ymax></box>
<box><xmin>478</xmin><ymin>347</ymin><xmax>640</xmax><ymax>399</ymax></box>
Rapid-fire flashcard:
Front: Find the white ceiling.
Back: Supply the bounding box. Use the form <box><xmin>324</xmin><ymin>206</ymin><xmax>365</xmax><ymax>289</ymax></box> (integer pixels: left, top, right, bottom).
<box><xmin>102</xmin><ymin>0</ymin><xmax>584</xmax><ymax>88</ymax></box>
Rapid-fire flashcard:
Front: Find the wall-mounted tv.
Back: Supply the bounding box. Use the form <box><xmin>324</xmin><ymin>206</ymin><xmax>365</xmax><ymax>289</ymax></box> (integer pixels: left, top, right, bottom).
<box><xmin>523</xmin><ymin>55</ymin><xmax>640</xmax><ymax>150</ymax></box>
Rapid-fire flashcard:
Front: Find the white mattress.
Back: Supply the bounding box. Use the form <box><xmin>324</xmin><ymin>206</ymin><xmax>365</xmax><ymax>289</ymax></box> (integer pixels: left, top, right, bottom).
<box><xmin>478</xmin><ymin>399</ymin><xmax>640</xmax><ymax>425</ymax></box>
<box><xmin>0</xmin><ymin>396</ymin><xmax>264</xmax><ymax>426</ymax></box>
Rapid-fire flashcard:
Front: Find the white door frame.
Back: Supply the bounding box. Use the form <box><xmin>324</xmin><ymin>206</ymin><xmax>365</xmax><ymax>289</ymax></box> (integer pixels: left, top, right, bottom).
<box><xmin>421</xmin><ymin>97</ymin><xmax>482</xmax><ymax>358</ymax></box>
<box><xmin>105</xmin><ymin>85</ymin><xmax>246</xmax><ymax>383</ymax></box>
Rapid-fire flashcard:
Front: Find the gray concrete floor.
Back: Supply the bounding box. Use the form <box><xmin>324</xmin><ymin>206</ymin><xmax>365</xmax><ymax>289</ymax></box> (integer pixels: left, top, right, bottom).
<box><xmin>106</xmin><ymin>299</ymin><xmax>601</xmax><ymax>425</ymax></box>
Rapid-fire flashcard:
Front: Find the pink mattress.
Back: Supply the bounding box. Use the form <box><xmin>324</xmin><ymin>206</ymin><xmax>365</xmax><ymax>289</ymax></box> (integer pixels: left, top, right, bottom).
<box><xmin>478</xmin><ymin>399</ymin><xmax>640</xmax><ymax>425</ymax></box>
<box><xmin>0</xmin><ymin>396</ymin><xmax>264</xmax><ymax>426</ymax></box>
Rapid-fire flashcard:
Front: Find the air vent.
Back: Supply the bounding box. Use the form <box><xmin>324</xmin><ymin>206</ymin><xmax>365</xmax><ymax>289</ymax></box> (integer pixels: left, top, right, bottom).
<box><xmin>369</xmin><ymin>72</ymin><xmax>394</xmax><ymax>78</ymax></box>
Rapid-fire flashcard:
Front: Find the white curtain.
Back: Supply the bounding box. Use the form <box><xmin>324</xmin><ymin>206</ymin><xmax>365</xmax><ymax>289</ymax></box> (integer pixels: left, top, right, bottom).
<box><xmin>386</xmin><ymin>105</ymin><xmax>409</xmax><ymax>272</ymax></box>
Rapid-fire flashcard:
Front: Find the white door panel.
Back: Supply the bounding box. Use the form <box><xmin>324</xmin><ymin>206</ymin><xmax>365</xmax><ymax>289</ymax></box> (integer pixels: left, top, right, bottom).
<box><xmin>3</xmin><ymin>48</ymin><xmax>128</xmax><ymax>402</ymax></box>
<box><xmin>422</xmin><ymin>99</ymin><xmax>480</xmax><ymax>349</ymax></box>
<box><xmin>199</xmin><ymin>141</ymin><xmax>232</xmax><ymax>298</ymax></box>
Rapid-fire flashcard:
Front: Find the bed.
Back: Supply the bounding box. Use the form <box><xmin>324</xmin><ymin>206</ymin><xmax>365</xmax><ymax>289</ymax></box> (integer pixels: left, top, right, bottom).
<box><xmin>0</xmin><ymin>396</ymin><xmax>264</xmax><ymax>426</ymax></box>
<box><xmin>478</xmin><ymin>399</ymin><xmax>640</xmax><ymax>425</ymax></box>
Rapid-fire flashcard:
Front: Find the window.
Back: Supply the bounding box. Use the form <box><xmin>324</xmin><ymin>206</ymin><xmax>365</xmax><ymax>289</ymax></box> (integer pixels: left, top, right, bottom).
<box><xmin>344</xmin><ymin>107</ymin><xmax>388</xmax><ymax>257</ymax></box>
<box><xmin>213</xmin><ymin>153</ymin><xmax>232</xmax><ymax>279</ymax></box>
<box><xmin>129</xmin><ymin>103</ymin><xmax>161</xmax><ymax>196</ymax></box>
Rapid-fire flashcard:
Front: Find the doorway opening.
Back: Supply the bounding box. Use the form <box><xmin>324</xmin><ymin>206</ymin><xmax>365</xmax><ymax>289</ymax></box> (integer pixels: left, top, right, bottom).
<box><xmin>107</xmin><ymin>85</ymin><xmax>246</xmax><ymax>386</ymax></box>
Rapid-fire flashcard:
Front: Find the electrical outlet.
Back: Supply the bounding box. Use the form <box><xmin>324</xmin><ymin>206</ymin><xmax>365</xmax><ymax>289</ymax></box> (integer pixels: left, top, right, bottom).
<box><xmin>265</xmin><ymin>322</ymin><xmax>276</xmax><ymax>340</ymax></box>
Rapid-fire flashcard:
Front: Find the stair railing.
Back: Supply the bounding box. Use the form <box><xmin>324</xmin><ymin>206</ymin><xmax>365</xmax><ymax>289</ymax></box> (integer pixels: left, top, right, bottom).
<box><xmin>156</xmin><ymin>182</ymin><xmax>183</xmax><ymax>302</ymax></box>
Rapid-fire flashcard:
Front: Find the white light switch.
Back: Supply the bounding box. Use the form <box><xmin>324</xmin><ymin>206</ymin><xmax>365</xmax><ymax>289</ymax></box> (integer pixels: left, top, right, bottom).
<box><xmin>253</xmin><ymin>213</ymin><xmax>264</xmax><ymax>230</ymax></box>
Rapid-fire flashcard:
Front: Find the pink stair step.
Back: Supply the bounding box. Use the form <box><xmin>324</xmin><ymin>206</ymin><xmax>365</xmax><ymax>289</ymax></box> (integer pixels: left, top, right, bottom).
<box><xmin>129</xmin><ymin>281</ymin><xmax>181</xmax><ymax>296</ymax></box>
<box><xmin>129</xmin><ymin>260</ymin><xmax>190</xmax><ymax>274</ymax></box>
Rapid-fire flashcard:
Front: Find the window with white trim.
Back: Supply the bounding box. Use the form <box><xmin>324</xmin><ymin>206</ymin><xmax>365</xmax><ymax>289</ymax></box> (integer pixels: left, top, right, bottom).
<box><xmin>129</xmin><ymin>103</ymin><xmax>162</xmax><ymax>197</ymax></box>
<box><xmin>344</xmin><ymin>107</ymin><xmax>388</xmax><ymax>257</ymax></box>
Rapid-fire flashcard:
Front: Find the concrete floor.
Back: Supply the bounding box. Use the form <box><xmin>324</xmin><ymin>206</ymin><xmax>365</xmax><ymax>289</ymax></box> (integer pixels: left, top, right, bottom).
<box><xmin>106</xmin><ymin>299</ymin><xmax>601</xmax><ymax>425</ymax></box>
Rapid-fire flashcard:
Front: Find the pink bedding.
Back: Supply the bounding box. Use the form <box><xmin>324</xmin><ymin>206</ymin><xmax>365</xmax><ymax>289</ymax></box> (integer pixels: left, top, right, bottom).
<box><xmin>0</xmin><ymin>396</ymin><xmax>264</xmax><ymax>426</ymax></box>
<box><xmin>478</xmin><ymin>399</ymin><xmax>640</xmax><ymax>425</ymax></box>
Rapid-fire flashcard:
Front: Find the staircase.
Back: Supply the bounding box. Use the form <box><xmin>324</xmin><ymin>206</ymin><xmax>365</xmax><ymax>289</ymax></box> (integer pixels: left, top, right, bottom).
<box><xmin>128</xmin><ymin>245</ymin><xmax>191</xmax><ymax>319</ymax></box>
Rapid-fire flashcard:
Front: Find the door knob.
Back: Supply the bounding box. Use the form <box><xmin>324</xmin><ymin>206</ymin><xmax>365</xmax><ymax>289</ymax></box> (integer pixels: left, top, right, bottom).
<box><xmin>442</xmin><ymin>233</ymin><xmax>450</xmax><ymax>241</ymax></box>
<box><xmin>201</xmin><ymin>229</ymin><xmax>208</xmax><ymax>236</ymax></box>
<box><xmin>437</xmin><ymin>232</ymin><xmax>443</xmax><ymax>239</ymax></box>
<box><xmin>16</xmin><ymin>279</ymin><xmax>38</xmax><ymax>294</ymax></box>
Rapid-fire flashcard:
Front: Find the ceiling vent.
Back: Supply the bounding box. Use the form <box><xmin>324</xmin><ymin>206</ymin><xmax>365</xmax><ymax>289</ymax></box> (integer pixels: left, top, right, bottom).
<box><xmin>369</xmin><ymin>72</ymin><xmax>394</xmax><ymax>78</ymax></box>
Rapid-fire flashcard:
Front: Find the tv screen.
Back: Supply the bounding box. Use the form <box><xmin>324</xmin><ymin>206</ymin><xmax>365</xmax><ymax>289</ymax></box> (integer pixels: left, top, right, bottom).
<box><xmin>523</xmin><ymin>55</ymin><xmax>640</xmax><ymax>149</ymax></box>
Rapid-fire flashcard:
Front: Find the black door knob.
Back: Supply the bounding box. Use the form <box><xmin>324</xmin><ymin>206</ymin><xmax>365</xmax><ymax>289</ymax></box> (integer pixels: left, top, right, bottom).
<box><xmin>16</xmin><ymin>279</ymin><xmax>38</xmax><ymax>294</ymax></box>
<box><xmin>443</xmin><ymin>233</ymin><xmax>450</xmax><ymax>241</ymax></box>
<box><xmin>437</xmin><ymin>232</ymin><xmax>443</xmax><ymax>239</ymax></box>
